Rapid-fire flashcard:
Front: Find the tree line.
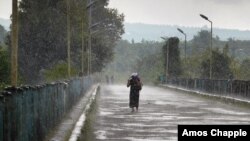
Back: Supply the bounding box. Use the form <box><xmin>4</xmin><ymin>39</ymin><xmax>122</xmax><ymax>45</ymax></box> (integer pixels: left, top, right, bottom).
<box><xmin>105</xmin><ymin>30</ymin><xmax>250</xmax><ymax>83</ymax></box>
<box><xmin>0</xmin><ymin>0</ymin><xmax>124</xmax><ymax>88</ymax></box>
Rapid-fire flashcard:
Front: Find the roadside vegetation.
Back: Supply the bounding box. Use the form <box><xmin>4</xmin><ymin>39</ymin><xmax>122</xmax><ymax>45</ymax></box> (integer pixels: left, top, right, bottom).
<box><xmin>105</xmin><ymin>30</ymin><xmax>250</xmax><ymax>83</ymax></box>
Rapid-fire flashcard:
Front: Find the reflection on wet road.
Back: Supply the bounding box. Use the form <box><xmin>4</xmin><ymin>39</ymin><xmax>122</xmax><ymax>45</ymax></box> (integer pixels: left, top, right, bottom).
<box><xmin>93</xmin><ymin>85</ymin><xmax>250</xmax><ymax>141</ymax></box>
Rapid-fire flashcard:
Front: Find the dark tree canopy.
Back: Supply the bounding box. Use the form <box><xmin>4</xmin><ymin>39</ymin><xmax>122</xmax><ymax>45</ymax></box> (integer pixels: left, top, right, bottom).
<box><xmin>201</xmin><ymin>49</ymin><xmax>233</xmax><ymax>79</ymax></box>
<box><xmin>0</xmin><ymin>47</ymin><xmax>10</xmax><ymax>85</ymax></box>
<box><xmin>15</xmin><ymin>0</ymin><xmax>124</xmax><ymax>84</ymax></box>
<box><xmin>239</xmin><ymin>59</ymin><xmax>250</xmax><ymax>80</ymax></box>
<box><xmin>162</xmin><ymin>37</ymin><xmax>182</xmax><ymax>78</ymax></box>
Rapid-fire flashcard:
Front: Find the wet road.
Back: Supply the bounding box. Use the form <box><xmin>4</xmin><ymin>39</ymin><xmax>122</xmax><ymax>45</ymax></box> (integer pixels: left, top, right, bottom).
<box><xmin>92</xmin><ymin>85</ymin><xmax>250</xmax><ymax>141</ymax></box>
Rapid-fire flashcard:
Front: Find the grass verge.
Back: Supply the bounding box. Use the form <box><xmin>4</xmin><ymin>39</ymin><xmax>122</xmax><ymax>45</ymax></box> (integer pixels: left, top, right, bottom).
<box><xmin>77</xmin><ymin>87</ymin><xmax>100</xmax><ymax>141</ymax></box>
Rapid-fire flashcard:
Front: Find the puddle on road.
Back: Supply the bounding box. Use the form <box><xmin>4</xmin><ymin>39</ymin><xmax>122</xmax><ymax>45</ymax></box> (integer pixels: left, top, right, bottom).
<box><xmin>99</xmin><ymin>111</ymin><xmax>114</xmax><ymax>116</ymax></box>
<box><xmin>95</xmin><ymin>130</ymin><xmax>107</xmax><ymax>140</ymax></box>
<box><xmin>202</xmin><ymin>107</ymin><xmax>250</xmax><ymax>115</ymax></box>
<box><xmin>92</xmin><ymin>85</ymin><xmax>250</xmax><ymax>141</ymax></box>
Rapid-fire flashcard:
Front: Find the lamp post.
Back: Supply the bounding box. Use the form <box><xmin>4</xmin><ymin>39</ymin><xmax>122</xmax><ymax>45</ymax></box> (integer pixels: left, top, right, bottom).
<box><xmin>200</xmin><ymin>14</ymin><xmax>213</xmax><ymax>79</ymax></box>
<box><xmin>67</xmin><ymin>0</ymin><xmax>71</xmax><ymax>78</ymax></box>
<box><xmin>177</xmin><ymin>28</ymin><xmax>187</xmax><ymax>62</ymax></box>
<box><xmin>177</xmin><ymin>28</ymin><xmax>188</xmax><ymax>77</ymax></box>
<box><xmin>161</xmin><ymin>37</ymin><xmax>169</xmax><ymax>78</ymax></box>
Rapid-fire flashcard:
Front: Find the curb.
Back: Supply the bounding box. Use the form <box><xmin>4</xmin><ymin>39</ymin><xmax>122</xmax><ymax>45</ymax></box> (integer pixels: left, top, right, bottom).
<box><xmin>48</xmin><ymin>84</ymin><xmax>99</xmax><ymax>141</ymax></box>
<box><xmin>68</xmin><ymin>85</ymin><xmax>99</xmax><ymax>141</ymax></box>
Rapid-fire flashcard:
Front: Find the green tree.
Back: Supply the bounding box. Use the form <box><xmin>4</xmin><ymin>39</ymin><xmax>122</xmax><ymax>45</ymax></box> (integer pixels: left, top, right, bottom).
<box><xmin>104</xmin><ymin>40</ymin><xmax>164</xmax><ymax>83</ymax></box>
<box><xmin>17</xmin><ymin>0</ymin><xmax>124</xmax><ymax>84</ymax></box>
<box><xmin>201</xmin><ymin>49</ymin><xmax>233</xmax><ymax>79</ymax></box>
<box><xmin>191</xmin><ymin>30</ymin><xmax>210</xmax><ymax>55</ymax></box>
<box><xmin>91</xmin><ymin>5</ymin><xmax>125</xmax><ymax>72</ymax></box>
<box><xmin>238</xmin><ymin>59</ymin><xmax>250</xmax><ymax>80</ymax></box>
<box><xmin>162</xmin><ymin>37</ymin><xmax>182</xmax><ymax>78</ymax></box>
<box><xmin>17</xmin><ymin>0</ymin><xmax>95</xmax><ymax>84</ymax></box>
<box><xmin>0</xmin><ymin>46</ymin><xmax>10</xmax><ymax>89</ymax></box>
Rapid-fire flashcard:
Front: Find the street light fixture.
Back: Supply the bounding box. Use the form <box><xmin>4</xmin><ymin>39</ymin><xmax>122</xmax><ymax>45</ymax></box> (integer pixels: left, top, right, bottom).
<box><xmin>177</xmin><ymin>28</ymin><xmax>187</xmax><ymax>61</ymax></box>
<box><xmin>177</xmin><ymin>28</ymin><xmax>188</xmax><ymax>77</ymax></box>
<box><xmin>200</xmin><ymin>14</ymin><xmax>213</xmax><ymax>79</ymax></box>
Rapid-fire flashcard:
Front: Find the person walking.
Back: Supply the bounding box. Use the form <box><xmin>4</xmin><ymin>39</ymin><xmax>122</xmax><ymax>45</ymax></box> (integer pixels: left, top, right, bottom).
<box><xmin>127</xmin><ymin>73</ymin><xmax>142</xmax><ymax>112</ymax></box>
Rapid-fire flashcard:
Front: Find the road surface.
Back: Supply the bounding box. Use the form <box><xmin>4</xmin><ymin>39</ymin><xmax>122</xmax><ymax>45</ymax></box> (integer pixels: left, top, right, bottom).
<box><xmin>91</xmin><ymin>85</ymin><xmax>250</xmax><ymax>141</ymax></box>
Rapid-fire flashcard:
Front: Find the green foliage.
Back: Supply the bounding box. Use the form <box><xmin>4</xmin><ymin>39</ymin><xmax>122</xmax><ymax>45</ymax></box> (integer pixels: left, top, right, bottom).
<box><xmin>104</xmin><ymin>40</ymin><xmax>164</xmax><ymax>84</ymax></box>
<box><xmin>17</xmin><ymin>0</ymin><xmax>124</xmax><ymax>84</ymax></box>
<box><xmin>91</xmin><ymin>6</ymin><xmax>125</xmax><ymax>72</ymax></box>
<box><xmin>162</xmin><ymin>37</ymin><xmax>182</xmax><ymax>78</ymax></box>
<box><xmin>182</xmin><ymin>30</ymin><xmax>247</xmax><ymax>79</ymax></box>
<box><xmin>107</xmin><ymin>28</ymin><xmax>249</xmax><ymax>83</ymax></box>
<box><xmin>192</xmin><ymin>30</ymin><xmax>210</xmax><ymax>53</ymax></box>
<box><xmin>44</xmin><ymin>62</ymin><xmax>78</xmax><ymax>82</ymax></box>
<box><xmin>238</xmin><ymin>59</ymin><xmax>250</xmax><ymax>80</ymax></box>
<box><xmin>0</xmin><ymin>46</ymin><xmax>10</xmax><ymax>86</ymax></box>
<box><xmin>0</xmin><ymin>25</ymin><xmax>7</xmax><ymax>44</ymax></box>
<box><xmin>200</xmin><ymin>49</ymin><xmax>233</xmax><ymax>79</ymax></box>
<box><xmin>18</xmin><ymin>0</ymin><xmax>76</xmax><ymax>83</ymax></box>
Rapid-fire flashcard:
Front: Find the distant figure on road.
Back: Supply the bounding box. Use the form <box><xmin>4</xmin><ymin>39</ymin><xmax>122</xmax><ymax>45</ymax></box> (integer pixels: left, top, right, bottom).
<box><xmin>110</xmin><ymin>75</ymin><xmax>114</xmax><ymax>84</ymax></box>
<box><xmin>105</xmin><ymin>75</ymin><xmax>109</xmax><ymax>84</ymax></box>
<box><xmin>127</xmin><ymin>73</ymin><xmax>142</xmax><ymax>112</ymax></box>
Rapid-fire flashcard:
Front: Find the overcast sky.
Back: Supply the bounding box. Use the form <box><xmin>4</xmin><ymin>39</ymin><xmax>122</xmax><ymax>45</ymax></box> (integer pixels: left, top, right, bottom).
<box><xmin>108</xmin><ymin>0</ymin><xmax>250</xmax><ymax>30</ymax></box>
<box><xmin>0</xmin><ymin>0</ymin><xmax>11</xmax><ymax>19</ymax></box>
<box><xmin>1</xmin><ymin>0</ymin><xmax>250</xmax><ymax>30</ymax></box>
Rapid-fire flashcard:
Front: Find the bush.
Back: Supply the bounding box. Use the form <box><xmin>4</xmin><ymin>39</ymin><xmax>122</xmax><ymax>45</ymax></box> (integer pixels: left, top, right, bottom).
<box><xmin>44</xmin><ymin>62</ymin><xmax>78</xmax><ymax>82</ymax></box>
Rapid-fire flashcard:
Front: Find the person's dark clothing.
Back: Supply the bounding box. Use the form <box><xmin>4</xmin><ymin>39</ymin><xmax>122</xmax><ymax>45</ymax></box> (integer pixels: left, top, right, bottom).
<box><xmin>127</xmin><ymin>76</ymin><xmax>142</xmax><ymax>109</ymax></box>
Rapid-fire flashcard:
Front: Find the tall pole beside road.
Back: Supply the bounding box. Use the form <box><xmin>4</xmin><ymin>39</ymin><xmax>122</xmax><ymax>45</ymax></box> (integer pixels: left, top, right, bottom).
<box><xmin>177</xmin><ymin>28</ymin><xmax>187</xmax><ymax>62</ymax></box>
<box><xmin>67</xmin><ymin>0</ymin><xmax>71</xmax><ymax>78</ymax></box>
<box><xmin>11</xmin><ymin>0</ymin><xmax>18</xmax><ymax>87</ymax></box>
<box><xmin>177</xmin><ymin>28</ymin><xmax>188</xmax><ymax>77</ymax></box>
<box><xmin>200</xmin><ymin>14</ymin><xmax>213</xmax><ymax>79</ymax></box>
<box><xmin>87</xmin><ymin>0</ymin><xmax>94</xmax><ymax>76</ymax></box>
<box><xmin>81</xmin><ymin>19</ymin><xmax>85</xmax><ymax>74</ymax></box>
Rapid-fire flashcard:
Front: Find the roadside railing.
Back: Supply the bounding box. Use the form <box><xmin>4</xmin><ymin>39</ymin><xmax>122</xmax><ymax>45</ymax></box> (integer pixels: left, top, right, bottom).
<box><xmin>165</xmin><ymin>78</ymin><xmax>250</xmax><ymax>100</ymax></box>
<box><xmin>0</xmin><ymin>76</ymin><xmax>95</xmax><ymax>141</ymax></box>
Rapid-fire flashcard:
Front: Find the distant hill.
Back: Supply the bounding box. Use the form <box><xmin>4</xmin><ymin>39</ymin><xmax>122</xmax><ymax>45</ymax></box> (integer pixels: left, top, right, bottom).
<box><xmin>0</xmin><ymin>18</ymin><xmax>10</xmax><ymax>31</ymax></box>
<box><xmin>123</xmin><ymin>23</ymin><xmax>250</xmax><ymax>42</ymax></box>
<box><xmin>1</xmin><ymin>19</ymin><xmax>250</xmax><ymax>42</ymax></box>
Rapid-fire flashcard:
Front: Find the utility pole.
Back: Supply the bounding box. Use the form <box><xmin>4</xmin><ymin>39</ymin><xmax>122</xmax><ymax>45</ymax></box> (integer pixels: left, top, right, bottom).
<box><xmin>87</xmin><ymin>0</ymin><xmax>93</xmax><ymax>76</ymax></box>
<box><xmin>81</xmin><ymin>18</ymin><xmax>84</xmax><ymax>74</ymax></box>
<box><xmin>11</xmin><ymin>0</ymin><xmax>18</xmax><ymax>87</ymax></box>
<box><xmin>67</xmin><ymin>0</ymin><xmax>71</xmax><ymax>78</ymax></box>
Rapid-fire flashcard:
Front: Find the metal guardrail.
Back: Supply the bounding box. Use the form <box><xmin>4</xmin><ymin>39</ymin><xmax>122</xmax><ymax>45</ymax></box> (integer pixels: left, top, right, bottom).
<box><xmin>166</xmin><ymin>78</ymin><xmax>250</xmax><ymax>99</ymax></box>
<box><xmin>0</xmin><ymin>76</ymin><xmax>94</xmax><ymax>141</ymax></box>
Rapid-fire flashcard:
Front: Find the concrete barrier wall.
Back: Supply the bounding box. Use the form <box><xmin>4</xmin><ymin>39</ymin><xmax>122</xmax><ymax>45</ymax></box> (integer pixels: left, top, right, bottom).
<box><xmin>165</xmin><ymin>78</ymin><xmax>250</xmax><ymax>100</ymax></box>
<box><xmin>0</xmin><ymin>76</ymin><xmax>95</xmax><ymax>141</ymax></box>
